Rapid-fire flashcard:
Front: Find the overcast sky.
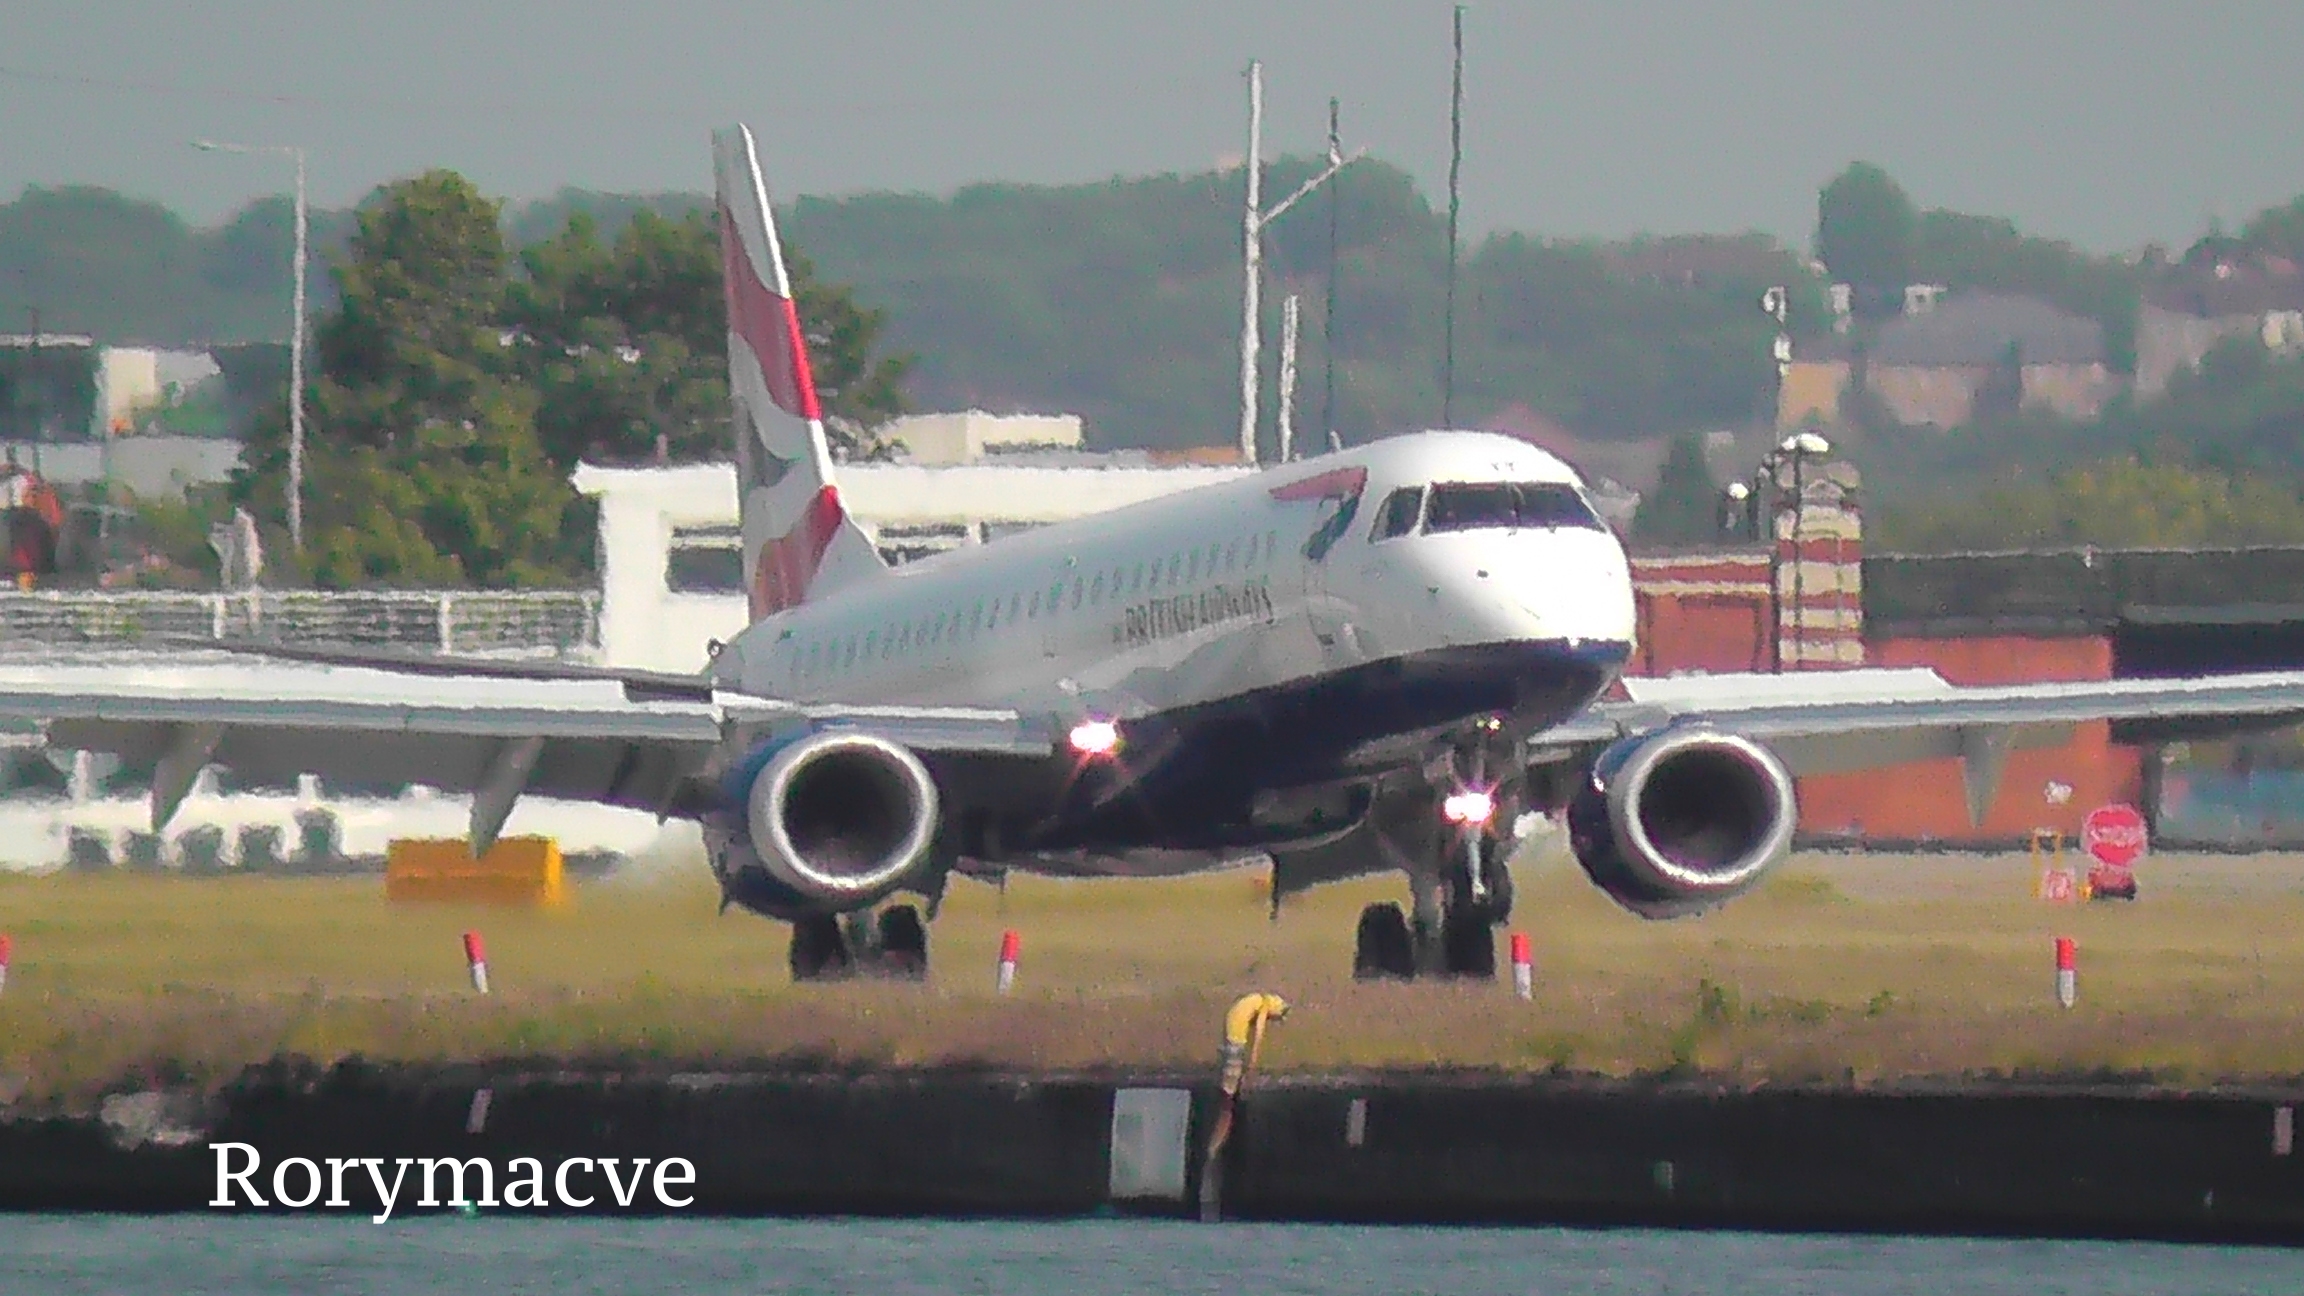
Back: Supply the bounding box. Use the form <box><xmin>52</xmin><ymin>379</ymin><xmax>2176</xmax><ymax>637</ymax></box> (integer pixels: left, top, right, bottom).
<box><xmin>7</xmin><ymin>1</ymin><xmax>2302</xmax><ymax>250</ymax></box>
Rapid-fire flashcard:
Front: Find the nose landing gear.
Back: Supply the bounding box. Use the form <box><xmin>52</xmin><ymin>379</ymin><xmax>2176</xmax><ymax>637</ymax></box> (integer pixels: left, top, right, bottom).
<box><xmin>1353</xmin><ymin>731</ymin><xmax>1521</xmax><ymax>982</ymax></box>
<box><xmin>1352</xmin><ymin>826</ymin><xmax>1515</xmax><ymax>981</ymax></box>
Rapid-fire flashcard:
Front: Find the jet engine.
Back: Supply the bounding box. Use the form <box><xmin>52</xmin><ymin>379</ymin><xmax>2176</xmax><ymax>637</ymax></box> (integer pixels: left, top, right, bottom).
<box><xmin>1565</xmin><ymin>727</ymin><xmax>1796</xmax><ymax>919</ymax></box>
<box><xmin>740</xmin><ymin>730</ymin><xmax>941</xmax><ymax>907</ymax></box>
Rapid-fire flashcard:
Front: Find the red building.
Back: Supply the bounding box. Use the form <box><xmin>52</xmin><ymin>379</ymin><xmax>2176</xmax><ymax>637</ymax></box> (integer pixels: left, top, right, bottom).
<box><xmin>1625</xmin><ymin>481</ymin><xmax>2153</xmax><ymax>845</ymax></box>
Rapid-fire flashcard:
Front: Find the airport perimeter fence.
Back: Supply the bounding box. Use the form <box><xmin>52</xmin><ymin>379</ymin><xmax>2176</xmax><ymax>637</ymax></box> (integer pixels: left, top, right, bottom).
<box><xmin>0</xmin><ymin>589</ymin><xmax>601</xmax><ymax>660</ymax></box>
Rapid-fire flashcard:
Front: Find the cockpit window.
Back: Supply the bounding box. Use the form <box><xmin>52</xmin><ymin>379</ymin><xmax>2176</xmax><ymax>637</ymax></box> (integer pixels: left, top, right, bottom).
<box><xmin>1423</xmin><ymin>481</ymin><xmax>1604</xmax><ymax>534</ymax></box>
<box><xmin>1371</xmin><ymin>487</ymin><xmax>1424</xmax><ymax>541</ymax></box>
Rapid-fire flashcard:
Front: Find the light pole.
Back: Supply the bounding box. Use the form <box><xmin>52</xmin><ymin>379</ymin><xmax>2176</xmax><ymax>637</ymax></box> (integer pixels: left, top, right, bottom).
<box><xmin>194</xmin><ymin>139</ymin><xmax>305</xmax><ymax>553</ymax></box>
<box><xmin>1237</xmin><ymin>60</ymin><xmax>1359</xmax><ymax>465</ymax></box>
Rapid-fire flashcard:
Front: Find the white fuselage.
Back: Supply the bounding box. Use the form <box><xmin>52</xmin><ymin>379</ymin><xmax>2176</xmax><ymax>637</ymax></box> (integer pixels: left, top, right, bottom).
<box><xmin>716</xmin><ymin>431</ymin><xmax>1636</xmax><ymax>742</ymax></box>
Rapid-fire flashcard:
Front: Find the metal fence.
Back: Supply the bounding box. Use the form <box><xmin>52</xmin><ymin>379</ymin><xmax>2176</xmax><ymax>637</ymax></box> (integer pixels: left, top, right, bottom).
<box><xmin>0</xmin><ymin>589</ymin><xmax>600</xmax><ymax>659</ymax></box>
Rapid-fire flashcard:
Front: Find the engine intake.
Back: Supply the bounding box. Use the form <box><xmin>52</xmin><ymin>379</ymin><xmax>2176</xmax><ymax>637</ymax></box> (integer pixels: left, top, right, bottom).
<box><xmin>1566</xmin><ymin>727</ymin><xmax>1796</xmax><ymax>919</ymax></box>
<box><xmin>745</xmin><ymin>731</ymin><xmax>940</xmax><ymax>905</ymax></box>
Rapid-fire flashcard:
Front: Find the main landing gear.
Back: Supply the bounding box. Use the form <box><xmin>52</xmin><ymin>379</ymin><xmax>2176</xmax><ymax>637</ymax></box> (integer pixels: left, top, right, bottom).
<box><xmin>1353</xmin><ymin>827</ymin><xmax>1515</xmax><ymax>981</ymax></box>
<box><xmin>789</xmin><ymin>904</ymin><xmax>930</xmax><ymax>982</ymax></box>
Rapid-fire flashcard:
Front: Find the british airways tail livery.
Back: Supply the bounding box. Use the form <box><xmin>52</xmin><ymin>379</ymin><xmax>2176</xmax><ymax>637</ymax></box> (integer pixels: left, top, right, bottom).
<box><xmin>713</xmin><ymin>125</ymin><xmax>885</xmax><ymax>619</ymax></box>
<box><xmin>8</xmin><ymin>125</ymin><xmax>2304</xmax><ymax>983</ymax></box>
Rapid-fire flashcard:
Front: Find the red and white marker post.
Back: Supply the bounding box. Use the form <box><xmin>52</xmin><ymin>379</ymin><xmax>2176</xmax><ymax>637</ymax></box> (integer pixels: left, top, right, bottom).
<box><xmin>2054</xmin><ymin>936</ymin><xmax>2076</xmax><ymax>1009</ymax></box>
<box><xmin>0</xmin><ymin>933</ymin><xmax>11</xmax><ymax>997</ymax></box>
<box><xmin>463</xmin><ymin>930</ymin><xmax>490</xmax><ymax>995</ymax></box>
<box><xmin>1510</xmin><ymin>932</ymin><xmax>1533</xmax><ymax>1001</ymax></box>
<box><xmin>995</xmin><ymin>929</ymin><xmax>1020</xmax><ymax>994</ymax></box>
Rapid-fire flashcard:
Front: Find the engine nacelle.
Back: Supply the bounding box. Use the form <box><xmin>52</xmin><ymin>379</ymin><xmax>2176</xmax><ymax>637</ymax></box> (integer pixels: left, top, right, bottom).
<box><xmin>741</xmin><ymin>730</ymin><xmax>940</xmax><ymax>907</ymax></box>
<box><xmin>1566</xmin><ymin>727</ymin><xmax>1796</xmax><ymax>919</ymax></box>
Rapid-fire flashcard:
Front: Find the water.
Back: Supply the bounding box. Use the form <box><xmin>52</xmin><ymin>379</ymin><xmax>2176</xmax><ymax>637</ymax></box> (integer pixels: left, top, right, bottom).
<box><xmin>3</xmin><ymin>1217</ymin><xmax>2300</xmax><ymax>1296</ymax></box>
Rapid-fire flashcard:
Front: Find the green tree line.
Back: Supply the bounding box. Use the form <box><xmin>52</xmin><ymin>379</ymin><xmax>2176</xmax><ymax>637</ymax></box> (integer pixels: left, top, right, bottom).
<box><xmin>219</xmin><ymin>170</ymin><xmax>907</xmax><ymax>588</ymax></box>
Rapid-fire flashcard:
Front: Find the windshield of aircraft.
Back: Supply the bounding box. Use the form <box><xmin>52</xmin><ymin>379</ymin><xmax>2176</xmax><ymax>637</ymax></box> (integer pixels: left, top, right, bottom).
<box><xmin>1422</xmin><ymin>481</ymin><xmax>1605</xmax><ymax>534</ymax></box>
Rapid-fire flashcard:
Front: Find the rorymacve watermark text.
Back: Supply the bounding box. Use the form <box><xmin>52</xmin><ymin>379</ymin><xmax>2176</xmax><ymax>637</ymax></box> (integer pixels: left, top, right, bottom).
<box><xmin>210</xmin><ymin>1143</ymin><xmax>696</xmax><ymax>1222</ymax></box>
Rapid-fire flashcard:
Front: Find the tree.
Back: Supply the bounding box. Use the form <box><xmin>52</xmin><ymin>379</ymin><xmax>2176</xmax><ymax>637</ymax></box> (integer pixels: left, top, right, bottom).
<box><xmin>505</xmin><ymin>207</ymin><xmax>910</xmax><ymax>465</ymax></box>
<box><xmin>1973</xmin><ymin>341</ymin><xmax>2025</xmax><ymax>423</ymax></box>
<box><xmin>1871</xmin><ymin>455</ymin><xmax>2304</xmax><ymax>552</ymax></box>
<box><xmin>1816</xmin><ymin>162</ymin><xmax>1918</xmax><ymax>312</ymax></box>
<box><xmin>1631</xmin><ymin>433</ymin><xmax>1726</xmax><ymax>545</ymax></box>
<box><xmin>233</xmin><ymin>171</ymin><xmax>575</xmax><ymax>587</ymax></box>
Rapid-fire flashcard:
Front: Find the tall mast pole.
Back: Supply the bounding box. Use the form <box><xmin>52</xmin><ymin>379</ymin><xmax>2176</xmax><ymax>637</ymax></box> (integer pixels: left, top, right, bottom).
<box><xmin>1322</xmin><ymin>97</ymin><xmax>1342</xmax><ymax>453</ymax></box>
<box><xmin>1237</xmin><ymin>60</ymin><xmax>1265</xmax><ymax>466</ymax></box>
<box><xmin>1442</xmin><ymin>4</ymin><xmax>1465</xmax><ymax>428</ymax></box>
<box><xmin>1277</xmin><ymin>294</ymin><xmax>1301</xmax><ymax>463</ymax></box>
<box><xmin>289</xmin><ymin>146</ymin><xmax>307</xmax><ymax>553</ymax></box>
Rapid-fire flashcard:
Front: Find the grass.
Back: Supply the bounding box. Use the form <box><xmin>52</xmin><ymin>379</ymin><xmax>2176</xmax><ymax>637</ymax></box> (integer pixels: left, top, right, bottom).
<box><xmin>4</xmin><ymin>838</ymin><xmax>2304</xmax><ymax>1110</ymax></box>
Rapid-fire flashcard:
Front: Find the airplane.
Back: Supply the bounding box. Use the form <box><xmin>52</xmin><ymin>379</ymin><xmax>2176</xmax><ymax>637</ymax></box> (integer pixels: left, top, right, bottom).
<box><xmin>7</xmin><ymin>123</ymin><xmax>2304</xmax><ymax>984</ymax></box>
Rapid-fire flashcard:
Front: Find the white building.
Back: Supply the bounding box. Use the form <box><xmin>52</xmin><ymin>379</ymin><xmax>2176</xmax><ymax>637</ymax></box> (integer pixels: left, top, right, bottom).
<box><xmin>572</xmin><ymin>451</ymin><xmax>1252</xmax><ymax>672</ymax></box>
<box><xmin>880</xmin><ymin>410</ymin><xmax>1083</xmax><ymax>464</ymax></box>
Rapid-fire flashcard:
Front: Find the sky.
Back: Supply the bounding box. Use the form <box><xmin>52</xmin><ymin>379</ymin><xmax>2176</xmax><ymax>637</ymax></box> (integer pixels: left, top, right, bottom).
<box><xmin>7</xmin><ymin>1</ymin><xmax>2304</xmax><ymax>251</ymax></box>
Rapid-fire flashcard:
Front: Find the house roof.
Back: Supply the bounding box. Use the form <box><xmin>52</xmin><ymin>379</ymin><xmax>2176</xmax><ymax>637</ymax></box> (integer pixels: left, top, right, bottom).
<box><xmin>1869</xmin><ymin>292</ymin><xmax>2105</xmax><ymax>367</ymax></box>
<box><xmin>2144</xmin><ymin>253</ymin><xmax>2304</xmax><ymax>317</ymax></box>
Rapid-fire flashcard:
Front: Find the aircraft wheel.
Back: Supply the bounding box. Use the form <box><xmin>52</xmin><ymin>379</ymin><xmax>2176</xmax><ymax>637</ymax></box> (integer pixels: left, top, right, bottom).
<box><xmin>789</xmin><ymin>913</ymin><xmax>854</xmax><ymax>983</ymax></box>
<box><xmin>1353</xmin><ymin>902</ymin><xmax>1416</xmax><ymax>980</ymax></box>
<box><xmin>1440</xmin><ymin>909</ymin><xmax>1497</xmax><ymax>979</ymax></box>
<box><xmin>877</xmin><ymin>904</ymin><xmax>929</xmax><ymax>980</ymax></box>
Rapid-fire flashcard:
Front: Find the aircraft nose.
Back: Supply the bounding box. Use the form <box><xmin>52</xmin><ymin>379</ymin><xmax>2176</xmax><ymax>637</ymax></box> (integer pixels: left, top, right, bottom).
<box><xmin>1491</xmin><ymin>531</ymin><xmax>1635</xmax><ymax>644</ymax></box>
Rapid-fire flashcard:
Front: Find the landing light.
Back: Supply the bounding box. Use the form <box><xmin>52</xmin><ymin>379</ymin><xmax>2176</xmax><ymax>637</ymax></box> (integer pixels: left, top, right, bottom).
<box><xmin>1442</xmin><ymin>789</ymin><xmax>1497</xmax><ymax>825</ymax></box>
<box><xmin>1068</xmin><ymin>718</ymin><xmax>1122</xmax><ymax>758</ymax></box>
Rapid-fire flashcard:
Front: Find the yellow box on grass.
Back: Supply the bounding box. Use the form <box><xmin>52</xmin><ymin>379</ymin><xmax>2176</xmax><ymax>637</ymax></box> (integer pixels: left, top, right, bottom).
<box><xmin>385</xmin><ymin>836</ymin><xmax>565</xmax><ymax>907</ymax></box>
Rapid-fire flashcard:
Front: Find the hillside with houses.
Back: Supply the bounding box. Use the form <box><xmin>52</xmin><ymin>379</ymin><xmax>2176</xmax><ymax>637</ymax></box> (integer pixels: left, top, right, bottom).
<box><xmin>4</xmin><ymin>159</ymin><xmax>2304</xmax><ymax>579</ymax></box>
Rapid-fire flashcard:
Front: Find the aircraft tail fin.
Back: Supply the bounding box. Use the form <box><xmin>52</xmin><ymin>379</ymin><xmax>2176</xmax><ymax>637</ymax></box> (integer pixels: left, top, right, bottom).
<box><xmin>713</xmin><ymin>124</ymin><xmax>886</xmax><ymax>619</ymax></box>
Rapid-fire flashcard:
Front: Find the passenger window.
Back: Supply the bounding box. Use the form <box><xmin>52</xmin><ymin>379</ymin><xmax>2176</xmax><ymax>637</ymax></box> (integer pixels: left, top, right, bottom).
<box><xmin>1187</xmin><ymin>550</ymin><xmax>1200</xmax><ymax>582</ymax></box>
<box><xmin>972</xmin><ymin>602</ymin><xmax>985</xmax><ymax>632</ymax></box>
<box><xmin>1131</xmin><ymin>563</ymin><xmax>1144</xmax><ymax>592</ymax></box>
<box><xmin>1091</xmin><ymin>573</ymin><xmax>1106</xmax><ymax>604</ymax></box>
<box><xmin>933</xmin><ymin>612</ymin><xmax>948</xmax><ymax>642</ymax></box>
<box><xmin>1372</xmin><ymin>487</ymin><xmax>1424</xmax><ymax>540</ymax></box>
<box><xmin>1029</xmin><ymin>591</ymin><xmax>1042</xmax><ymax>619</ymax></box>
<box><xmin>1049</xmin><ymin>580</ymin><xmax>1064</xmax><ymax>610</ymax></box>
<box><xmin>843</xmin><ymin>637</ymin><xmax>857</xmax><ymax>668</ymax></box>
<box><xmin>1224</xmin><ymin>540</ymin><xmax>1239</xmax><ymax>572</ymax></box>
<box><xmin>1009</xmin><ymin>594</ymin><xmax>1022</xmax><ymax>622</ymax></box>
<box><xmin>1071</xmin><ymin>577</ymin><xmax>1084</xmax><ymax>610</ymax></box>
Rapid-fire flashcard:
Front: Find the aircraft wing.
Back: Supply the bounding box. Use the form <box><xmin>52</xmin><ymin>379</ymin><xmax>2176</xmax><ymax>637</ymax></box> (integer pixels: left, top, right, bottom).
<box><xmin>1534</xmin><ymin>667</ymin><xmax>2304</xmax><ymax>822</ymax></box>
<box><xmin>0</xmin><ymin>660</ymin><xmax>1050</xmax><ymax>853</ymax></box>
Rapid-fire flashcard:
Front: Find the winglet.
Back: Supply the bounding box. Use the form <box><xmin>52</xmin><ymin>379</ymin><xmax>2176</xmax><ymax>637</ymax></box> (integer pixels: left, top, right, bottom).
<box><xmin>150</xmin><ymin>723</ymin><xmax>222</xmax><ymax>833</ymax></box>
<box><xmin>1956</xmin><ymin>725</ymin><xmax>2011</xmax><ymax>829</ymax></box>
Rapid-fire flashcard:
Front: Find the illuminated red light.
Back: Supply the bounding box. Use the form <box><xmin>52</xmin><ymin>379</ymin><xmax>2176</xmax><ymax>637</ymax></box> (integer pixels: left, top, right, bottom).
<box><xmin>1442</xmin><ymin>789</ymin><xmax>1497</xmax><ymax>825</ymax></box>
<box><xmin>1068</xmin><ymin>719</ymin><xmax>1122</xmax><ymax>757</ymax></box>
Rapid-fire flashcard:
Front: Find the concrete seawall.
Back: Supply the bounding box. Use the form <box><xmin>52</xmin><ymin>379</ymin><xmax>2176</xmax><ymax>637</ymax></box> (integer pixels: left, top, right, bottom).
<box><xmin>4</xmin><ymin>1062</ymin><xmax>2302</xmax><ymax>1241</ymax></box>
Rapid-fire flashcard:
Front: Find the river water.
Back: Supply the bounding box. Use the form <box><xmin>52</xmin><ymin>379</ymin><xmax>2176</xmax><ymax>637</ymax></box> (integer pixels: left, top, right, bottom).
<box><xmin>5</xmin><ymin>1216</ymin><xmax>2303</xmax><ymax>1295</ymax></box>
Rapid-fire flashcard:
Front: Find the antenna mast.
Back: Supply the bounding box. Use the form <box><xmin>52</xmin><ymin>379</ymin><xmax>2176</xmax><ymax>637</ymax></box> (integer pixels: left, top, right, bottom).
<box><xmin>1277</xmin><ymin>294</ymin><xmax>1301</xmax><ymax>462</ymax></box>
<box><xmin>1238</xmin><ymin>60</ymin><xmax>1266</xmax><ymax>466</ymax></box>
<box><xmin>1322</xmin><ymin>97</ymin><xmax>1343</xmax><ymax>453</ymax></box>
<box><xmin>1238</xmin><ymin>61</ymin><xmax>1360</xmax><ymax>466</ymax></box>
<box><xmin>1442</xmin><ymin>4</ymin><xmax>1465</xmax><ymax>428</ymax></box>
